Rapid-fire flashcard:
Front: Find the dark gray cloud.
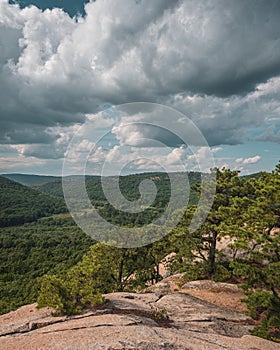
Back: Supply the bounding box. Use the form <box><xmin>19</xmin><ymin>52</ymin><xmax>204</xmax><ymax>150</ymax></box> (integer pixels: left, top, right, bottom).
<box><xmin>0</xmin><ymin>124</ymin><xmax>57</xmax><ymax>144</ymax></box>
<box><xmin>143</xmin><ymin>0</ymin><xmax>280</xmax><ymax>97</ymax></box>
<box><xmin>0</xmin><ymin>0</ymin><xmax>280</xmax><ymax>155</ymax></box>
<box><xmin>18</xmin><ymin>143</ymin><xmax>66</xmax><ymax>159</ymax></box>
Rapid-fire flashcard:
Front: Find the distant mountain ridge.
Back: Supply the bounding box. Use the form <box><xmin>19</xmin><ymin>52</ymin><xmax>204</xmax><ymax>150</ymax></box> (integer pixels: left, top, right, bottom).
<box><xmin>1</xmin><ymin>173</ymin><xmax>101</xmax><ymax>187</ymax></box>
<box><xmin>2</xmin><ymin>171</ymin><xmax>262</xmax><ymax>188</ymax></box>
<box><xmin>1</xmin><ymin>173</ymin><xmax>60</xmax><ymax>187</ymax></box>
<box><xmin>1</xmin><ymin>171</ymin><xmax>261</xmax><ymax>228</ymax></box>
<box><xmin>18</xmin><ymin>171</ymin><xmax>202</xmax><ymax>227</ymax></box>
<box><xmin>32</xmin><ymin>171</ymin><xmax>201</xmax><ymax>204</ymax></box>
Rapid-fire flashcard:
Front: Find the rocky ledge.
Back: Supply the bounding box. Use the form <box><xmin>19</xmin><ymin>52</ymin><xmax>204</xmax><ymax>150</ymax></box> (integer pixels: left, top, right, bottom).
<box><xmin>0</xmin><ymin>276</ymin><xmax>279</xmax><ymax>350</ymax></box>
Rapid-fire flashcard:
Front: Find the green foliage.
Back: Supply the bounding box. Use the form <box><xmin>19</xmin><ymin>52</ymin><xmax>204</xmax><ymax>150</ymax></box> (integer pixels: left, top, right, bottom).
<box><xmin>244</xmin><ymin>289</ymin><xmax>273</xmax><ymax>320</ymax></box>
<box><xmin>37</xmin><ymin>275</ymin><xmax>70</xmax><ymax>315</ymax></box>
<box><xmin>1</xmin><ymin>166</ymin><xmax>280</xmax><ymax>343</ymax></box>
<box><xmin>170</xmin><ymin>168</ymin><xmax>247</xmax><ymax>276</ymax></box>
<box><xmin>224</xmin><ymin>163</ymin><xmax>280</xmax><ymax>341</ymax></box>
<box><xmin>0</xmin><ymin>216</ymin><xmax>93</xmax><ymax>315</ymax></box>
<box><xmin>182</xmin><ymin>262</ymin><xmax>208</xmax><ymax>281</ymax></box>
<box><xmin>150</xmin><ymin>305</ymin><xmax>168</xmax><ymax>321</ymax></box>
<box><xmin>0</xmin><ymin>176</ymin><xmax>66</xmax><ymax>226</ymax></box>
<box><xmin>180</xmin><ymin>261</ymin><xmax>231</xmax><ymax>282</ymax></box>
<box><xmin>212</xmin><ymin>263</ymin><xmax>232</xmax><ymax>282</ymax></box>
<box><xmin>170</xmin><ymin>163</ymin><xmax>280</xmax><ymax>341</ymax></box>
<box><xmin>36</xmin><ymin>240</ymin><xmax>172</xmax><ymax>314</ymax></box>
<box><xmin>34</xmin><ymin>172</ymin><xmax>201</xmax><ymax>227</ymax></box>
<box><xmin>37</xmin><ymin>273</ymin><xmax>104</xmax><ymax>316</ymax></box>
<box><xmin>240</xmin><ymin>289</ymin><xmax>280</xmax><ymax>342</ymax></box>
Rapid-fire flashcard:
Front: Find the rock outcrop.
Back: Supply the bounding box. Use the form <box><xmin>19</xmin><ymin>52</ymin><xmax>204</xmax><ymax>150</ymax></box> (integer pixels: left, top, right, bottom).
<box><xmin>0</xmin><ymin>277</ymin><xmax>279</xmax><ymax>350</ymax></box>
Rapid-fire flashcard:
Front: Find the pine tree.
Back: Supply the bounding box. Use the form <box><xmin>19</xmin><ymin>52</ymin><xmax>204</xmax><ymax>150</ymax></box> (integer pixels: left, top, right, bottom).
<box><xmin>226</xmin><ymin>163</ymin><xmax>280</xmax><ymax>341</ymax></box>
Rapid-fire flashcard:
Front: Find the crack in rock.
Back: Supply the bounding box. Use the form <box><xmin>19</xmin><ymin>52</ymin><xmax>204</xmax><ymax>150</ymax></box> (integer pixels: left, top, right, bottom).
<box><xmin>0</xmin><ymin>310</ymin><xmax>113</xmax><ymax>337</ymax></box>
<box><xmin>40</xmin><ymin>321</ymin><xmax>145</xmax><ymax>334</ymax></box>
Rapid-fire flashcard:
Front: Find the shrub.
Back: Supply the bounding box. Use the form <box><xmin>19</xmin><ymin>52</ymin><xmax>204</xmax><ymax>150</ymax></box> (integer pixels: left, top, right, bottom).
<box><xmin>37</xmin><ymin>273</ymin><xmax>104</xmax><ymax>316</ymax></box>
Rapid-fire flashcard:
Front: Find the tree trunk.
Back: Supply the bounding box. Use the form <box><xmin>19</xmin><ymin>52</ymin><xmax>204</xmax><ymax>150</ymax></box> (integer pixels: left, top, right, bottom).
<box><xmin>117</xmin><ymin>248</ymin><xmax>126</xmax><ymax>291</ymax></box>
<box><xmin>208</xmin><ymin>231</ymin><xmax>217</xmax><ymax>275</ymax></box>
<box><xmin>155</xmin><ymin>264</ymin><xmax>160</xmax><ymax>283</ymax></box>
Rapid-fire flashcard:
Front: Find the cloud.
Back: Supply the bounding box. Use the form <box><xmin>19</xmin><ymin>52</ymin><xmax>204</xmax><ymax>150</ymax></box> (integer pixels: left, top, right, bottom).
<box><xmin>166</xmin><ymin>147</ymin><xmax>185</xmax><ymax>165</ymax></box>
<box><xmin>212</xmin><ymin>147</ymin><xmax>222</xmax><ymax>153</ymax></box>
<box><xmin>8</xmin><ymin>124</ymin><xmax>79</xmax><ymax>159</ymax></box>
<box><xmin>236</xmin><ymin>155</ymin><xmax>261</xmax><ymax>165</ymax></box>
<box><xmin>243</xmin><ymin>155</ymin><xmax>261</xmax><ymax>164</ymax></box>
<box><xmin>1</xmin><ymin>125</ymin><xmax>58</xmax><ymax>144</ymax></box>
<box><xmin>166</xmin><ymin>76</ymin><xmax>280</xmax><ymax>146</ymax></box>
<box><xmin>112</xmin><ymin>123</ymin><xmax>185</xmax><ymax>148</ymax></box>
<box><xmin>0</xmin><ymin>0</ymin><xmax>280</xmax><ymax>167</ymax></box>
<box><xmin>0</xmin><ymin>154</ymin><xmax>46</xmax><ymax>170</ymax></box>
<box><xmin>12</xmin><ymin>143</ymin><xmax>65</xmax><ymax>159</ymax></box>
<box><xmin>255</xmin><ymin>127</ymin><xmax>280</xmax><ymax>143</ymax></box>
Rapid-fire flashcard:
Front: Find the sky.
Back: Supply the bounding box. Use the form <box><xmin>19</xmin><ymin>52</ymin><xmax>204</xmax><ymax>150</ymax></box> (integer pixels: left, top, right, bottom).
<box><xmin>0</xmin><ymin>0</ymin><xmax>279</xmax><ymax>176</ymax></box>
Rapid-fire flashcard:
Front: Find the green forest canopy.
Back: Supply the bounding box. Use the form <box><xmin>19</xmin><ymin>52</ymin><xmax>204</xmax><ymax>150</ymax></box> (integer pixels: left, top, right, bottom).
<box><xmin>0</xmin><ymin>165</ymin><xmax>279</xmax><ymax>341</ymax></box>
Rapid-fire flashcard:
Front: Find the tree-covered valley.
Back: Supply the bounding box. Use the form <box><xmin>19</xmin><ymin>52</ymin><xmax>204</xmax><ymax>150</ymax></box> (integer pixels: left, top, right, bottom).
<box><xmin>0</xmin><ymin>176</ymin><xmax>67</xmax><ymax>227</ymax></box>
<box><xmin>0</xmin><ymin>165</ymin><xmax>279</xmax><ymax>342</ymax></box>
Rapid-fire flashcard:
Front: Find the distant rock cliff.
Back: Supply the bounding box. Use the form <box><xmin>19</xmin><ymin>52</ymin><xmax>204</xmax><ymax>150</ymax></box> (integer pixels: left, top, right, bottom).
<box><xmin>0</xmin><ymin>276</ymin><xmax>279</xmax><ymax>350</ymax></box>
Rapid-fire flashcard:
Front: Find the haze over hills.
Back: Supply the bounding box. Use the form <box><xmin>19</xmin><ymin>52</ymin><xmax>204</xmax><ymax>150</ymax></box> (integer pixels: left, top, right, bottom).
<box><xmin>2</xmin><ymin>171</ymin><xmax>261</xmax><ymax>192</ymax></box>
<box><xmin>1</xmin><ymin>174</ymin><xmax>61</xmax><ymax>187</ymax></box>
<box><xmin>1</xmin><ymin>173</ymin><xmax>103</xmax><ymax>187</ymax></box>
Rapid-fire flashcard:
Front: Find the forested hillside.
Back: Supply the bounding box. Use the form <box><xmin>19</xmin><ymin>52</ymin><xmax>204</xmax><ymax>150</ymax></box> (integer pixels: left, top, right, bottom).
<box><xmin>0</xmin><ymin>216</ymin><xmax>93</xmax><ymax>314</ymax></box>
<box><xmin>0</xmin><ymin>176</ymin><xmax>67</xmax><ymax>226</ymax></box>
<box><xmin>36</xmin><ymin>165</ymin><xmax>280</xmax><ymax>341</ymax></box>
<box><xmin>33</xmin><ymin>172</ymin><xmax>201</xmax><ymax>226</ymax></box>
<box><xmin>0</xmin><ymin>166</ymin><xmax>279</xmax><ymax>342</ymax></box>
